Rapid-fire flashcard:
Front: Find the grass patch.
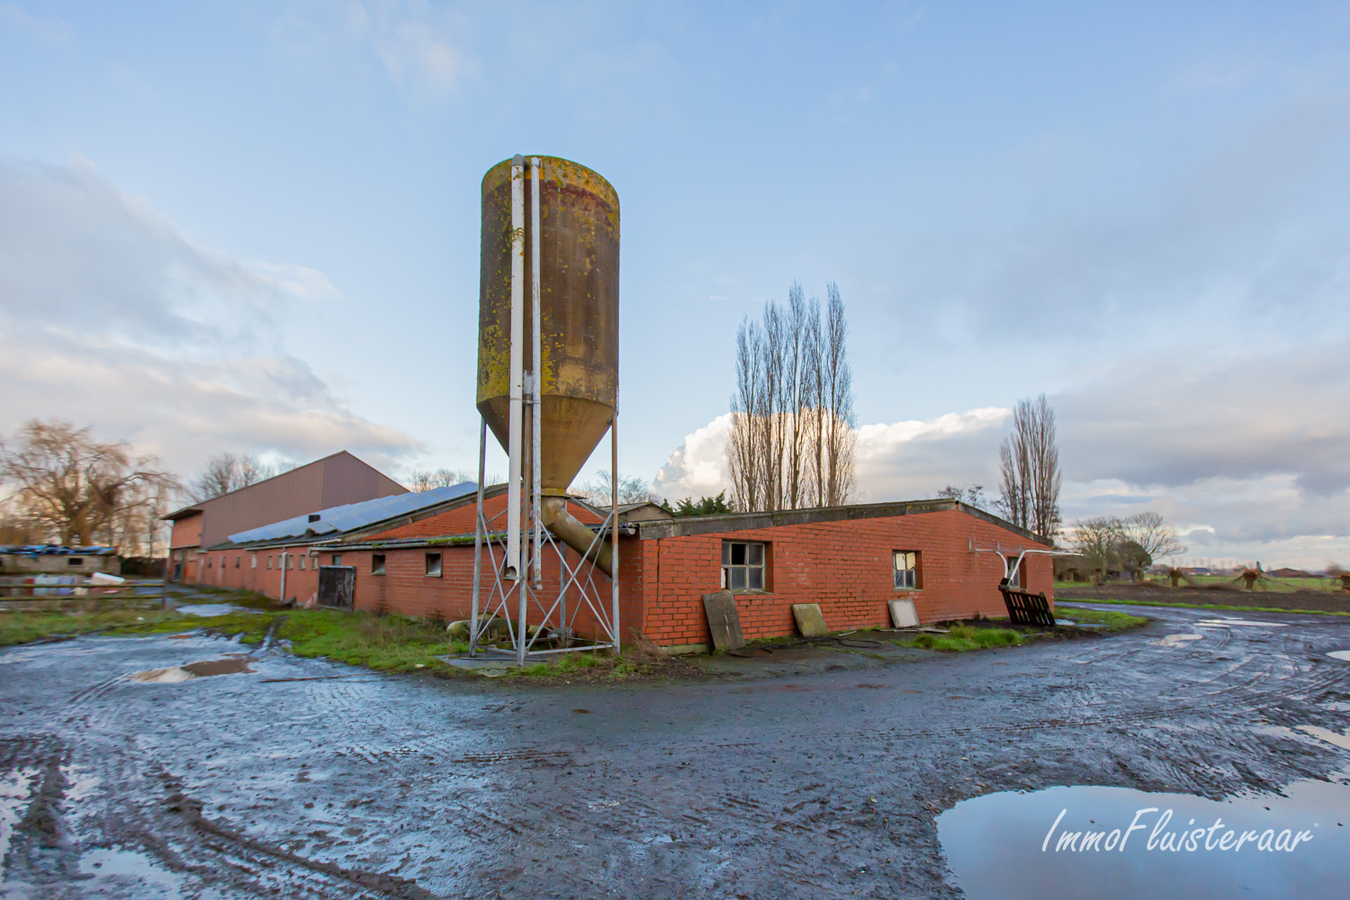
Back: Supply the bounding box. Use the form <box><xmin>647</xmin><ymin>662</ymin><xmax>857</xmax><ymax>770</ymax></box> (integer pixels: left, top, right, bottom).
<box><xmin>2</xmin><ymin>603</ymin><xmax>663</xmax><ymax>680</ymax></box>
<box><xmin>1070</xmin><ymin>598</ymin><xmax>1350</xmax><ymax>617</ymax></box>
<box><xmin>0</xmin><ymin>607</ymin><xmax>186</xmax><ymax>647</ymax></box>
<box><xmin>0</xmin><ymin>604</ymin><xmax>468</xmax><ymax>672</ymax></box>
<box><xmin>898</xmin><ymin>624</ymin><xmax>1022</xmax><ymax>652</ymax></box>
<box><xmin>1054</xmin><ymin>605</ymin><xmax>1149</xmax><ymax>631</ymax></box>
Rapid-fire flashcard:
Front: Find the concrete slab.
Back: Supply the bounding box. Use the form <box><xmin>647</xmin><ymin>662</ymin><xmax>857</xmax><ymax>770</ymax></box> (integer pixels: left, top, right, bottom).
<box><xmin>702</xmin><ymin>591</ymin><xmax>745</xmax><ymax>651</ymax></box>
<box><xmin>440</xmin><ymin>656</ymin><xmax>515</xmax><ymax>677</ymax></box>
<box><xmin>791</xmin><ymin>603</ymin><xmax>829</xmax><ymax>637</ymax></box>
<box><xmin>888</xmin><ymin>599</ymin><xmax>919</xmax><ymax>628</ymax></box>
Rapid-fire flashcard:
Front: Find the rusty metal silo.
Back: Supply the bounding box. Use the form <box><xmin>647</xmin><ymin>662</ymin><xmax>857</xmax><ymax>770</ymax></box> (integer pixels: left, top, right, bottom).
<box><xmin>476</xmin><ymin>155</ymin><xmax>619</xmax><ymax>497</ymax></box>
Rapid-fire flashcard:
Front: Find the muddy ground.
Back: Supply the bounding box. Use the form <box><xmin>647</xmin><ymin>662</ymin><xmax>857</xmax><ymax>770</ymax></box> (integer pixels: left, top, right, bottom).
<box><xmin>2</xmin><ymin>603</ymin><xmax>1349</xmax><ymax>899</ymax></box>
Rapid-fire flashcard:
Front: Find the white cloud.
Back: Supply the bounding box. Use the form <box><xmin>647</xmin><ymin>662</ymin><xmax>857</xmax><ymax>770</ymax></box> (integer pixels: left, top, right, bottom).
<box><xmin>655</xmin><ymin>351</ymin><xmax>1350</xmax><ymax>568</ymax></box>
<box><xmin>0</xmin><ymin>157</ymin><xmax>420</xmax><ymax>481</ymax></box>
<box><xmin>653</xmin><ymin>413</ymin><xmax>735</xmax><ymax>501</ymax></box>
<box><xmin>653</xmin><ymin>406</ymin><xmax>1010</xmax><ymax>505</ymax></box>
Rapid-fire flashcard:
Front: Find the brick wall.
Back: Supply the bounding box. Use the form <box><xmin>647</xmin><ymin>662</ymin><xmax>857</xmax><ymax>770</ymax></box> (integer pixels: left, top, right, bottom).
<box><xmin>207</xmin><ymin>504</ymin><xmax>1050</xmax><ymax>652</ymax></box>
<box><xmin>622</xmin><ymin>507</ymin><xmax>1053</xmax><ymax>648</ymax></box>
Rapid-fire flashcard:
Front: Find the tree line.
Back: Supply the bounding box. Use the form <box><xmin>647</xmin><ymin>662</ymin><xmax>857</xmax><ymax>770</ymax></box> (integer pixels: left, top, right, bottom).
<box><xmin>0</xmin><ymin>419</ymin><xmax>178</xmax><ymax>554</ymax></box>
<box><xmin>726</xmin><ymin>282</ymin><xmax>858</xmax><ymax>513</ymax></box>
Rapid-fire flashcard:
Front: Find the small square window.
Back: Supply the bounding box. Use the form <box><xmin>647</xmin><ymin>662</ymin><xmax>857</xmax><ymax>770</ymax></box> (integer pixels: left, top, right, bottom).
<box><xmin>894</xmin><ymin>551</ymin><xmax>920</xmax><ymax>590</ymax></box>
<box><xmin>331</xmin><ymin>554</ymin><xmax>342</xmax><ymax>567</ymax></box>
<box><xmin>721</xmin><ymin>541</ymin><xmax>766</xmax><ymax>592</ymax></box>
<box><xmin>372</xmin><ymin>554</ymin><xmax>387</xmax><ymax>576</ymax></box>
<box><xmin>425</xmin><ymin>552</ymin><xmax>442</xmax><ymax>577</ymax></box>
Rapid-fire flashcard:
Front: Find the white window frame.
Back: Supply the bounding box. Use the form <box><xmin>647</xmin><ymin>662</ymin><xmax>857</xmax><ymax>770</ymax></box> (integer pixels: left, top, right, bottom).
<box><xmin>893</xmin><ymin>551</ymin><xmax>920</xmax><ymax>590</ymax></box>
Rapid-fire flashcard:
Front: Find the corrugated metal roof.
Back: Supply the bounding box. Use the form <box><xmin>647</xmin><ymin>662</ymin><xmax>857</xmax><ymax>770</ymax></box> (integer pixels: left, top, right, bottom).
<box><xmin>226</xmin><ymin>483</ymin><xmax>477</xmax><ymax>545</ymax></box>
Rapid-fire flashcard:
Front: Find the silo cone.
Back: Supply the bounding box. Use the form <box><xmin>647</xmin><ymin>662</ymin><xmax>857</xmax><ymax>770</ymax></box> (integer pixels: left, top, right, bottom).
<box><xmin>477</xmin><ymin>156</ymin><xmax>618</xmax><ymax>574</ymax></box>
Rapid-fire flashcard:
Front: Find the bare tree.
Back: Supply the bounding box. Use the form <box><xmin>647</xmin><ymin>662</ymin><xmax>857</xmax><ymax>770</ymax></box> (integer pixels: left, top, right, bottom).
<box><xmin>937</xmin><ymin>484</ymin><xmax>988</xmax><ymax>510</ymax></box>
<box><xmin>817</xmin><ymin>284</ymin><xmax>856</xmax><ymax>506</ymax></box>
<box><xmin>998</xmin><ymin>395</ymin><xmax>1061</xmax><ymax>539</ymax></box>
<box><xmin>1068</xmin><ymin>516</ymin><xmax>1120</xmax><ymax>583</ymax></box>
<box><xmin>581</xmin><ymin>470</ymin><xmax>656</xmax><ymax>505</ymax></box>
<box><xmin>726</xmin><ymin>282</ymin><xmax>856</xmax><ymax>512</ymax></box>
<box><xmin>189</xmin><ymin>452</ymin><xmax>272</xmax><ymax>501</ymax></box>
<box><xmin>409</xmin><ymin>468</ymin><xmax>479</xmax><ymax>492</ymax></box>
<box><xmin>0</xmin><ymin>419</ymin><xmax>179</xmax><ymax>547</ymax></box>
<box><xmin>728</xmin><ymin>316</ymin><xmax>765</xmax><ymax>513</ymax></box>
<box><xmin>1119</xmin><ymin>511</ymin><xmax>1186</xmax><ymax>565</ymax></box>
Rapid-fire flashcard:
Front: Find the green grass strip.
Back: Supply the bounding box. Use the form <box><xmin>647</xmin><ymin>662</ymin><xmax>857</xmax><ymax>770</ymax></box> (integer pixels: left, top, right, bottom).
<box><xmin>1059</xmin><ymin>597</ymin><xmax>1350</xmax><ymax>616</ymax></box>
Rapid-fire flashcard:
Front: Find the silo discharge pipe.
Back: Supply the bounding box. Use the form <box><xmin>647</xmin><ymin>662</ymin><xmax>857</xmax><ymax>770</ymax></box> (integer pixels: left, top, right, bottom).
<box><xmin>541</xmin><ymin>497</ymin><xmax>613</xmax><ymax>577</ymax></box>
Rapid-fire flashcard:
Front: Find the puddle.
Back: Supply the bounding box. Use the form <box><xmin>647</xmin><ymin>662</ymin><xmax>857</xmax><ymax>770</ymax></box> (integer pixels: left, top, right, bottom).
<box><xmin>78</xmin><ymin>847</ymin><xmax>184</xmax><ymax>898</ymax></box>
<box><xmin>1155</xmin><ymin>634</ymin><xmax>1205</xmax><ymax>647</ymax></box>
<box><xmin>129</xmin><ymin>657</ymin><xmax>253</xmax><ymax>683</ymax></box>
<box><xmin>175</xmin><ymin>603</ymin><xmax>259</xmax><ymax>617</ymax></box>
<box><xmin>938</xmin><ymin>781</ymin><xmax>1350</xmax><ymax>899</ymax></box>
<box><xmin>0</xmin><ymin>767</ymin><xmax>37</xmax><ymax>870</ymax></box>
<box><xmin>1298</xmin><ymin>726</ymin><xmax>1350</xmax><ymax>752</ymax></box>
<box><xmin>1327</xmin><ymin>651</ymin><xmax>1350</xmax><ymax>662</ymax></box>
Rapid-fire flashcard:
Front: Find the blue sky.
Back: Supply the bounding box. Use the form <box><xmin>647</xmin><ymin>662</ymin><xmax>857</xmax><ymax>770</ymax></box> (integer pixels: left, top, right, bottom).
<box><xmin>2</xmin><ymin>1</ymin><xmax>1349</xmax><ymax>567</ymax></box>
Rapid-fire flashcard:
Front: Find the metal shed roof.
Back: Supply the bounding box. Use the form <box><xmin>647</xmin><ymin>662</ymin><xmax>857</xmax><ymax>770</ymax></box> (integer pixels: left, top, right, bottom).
<box><xmin>226</xmin><ymin>483</ymin><xmax>477</xmax><ymax>545</ymax></box>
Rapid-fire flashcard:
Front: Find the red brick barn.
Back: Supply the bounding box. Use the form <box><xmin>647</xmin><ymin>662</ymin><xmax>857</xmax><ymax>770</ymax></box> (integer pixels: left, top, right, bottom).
<box><xmin>217</xmin><ymin>493</ymin><xmax>1052</xmax><ymax>651</ymax></box>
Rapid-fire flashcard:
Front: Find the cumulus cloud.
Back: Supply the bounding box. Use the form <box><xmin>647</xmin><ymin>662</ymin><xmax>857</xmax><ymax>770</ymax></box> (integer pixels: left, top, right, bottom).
<box><xmin>656</xmin><ymin>338</ymin><xmax>1350</xmax><ymax>567</ymax></box>
<box><xmin>653</xmin><ymin>407</ymin><xmax>1010</xmax><ymax>505</ymax></box>
<box><xmin>653</xmin><ymin>414</ymin><xmax>735</xmax><ymax>500</ymax></box>
<box><xmin>0</xmin><ymin>157</ymin><xmax>419</xmax><ymax>480</ymax></box>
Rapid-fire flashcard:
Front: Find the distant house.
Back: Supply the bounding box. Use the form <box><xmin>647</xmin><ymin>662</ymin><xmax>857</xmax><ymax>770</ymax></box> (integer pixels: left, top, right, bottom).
<box><xmin>162</xmin><ymin>451</ymin><xmax>406</xmax><ymax>584</ymax></box>
<box><xmin>1269</xmin><ymin>567</ymin><xmax>1312</xmax><ymax>579</ymax></box>
<box><xmin>0</xmin><ymin>545</ymin><xmax>120</xmax><ymax>576</ymax></box>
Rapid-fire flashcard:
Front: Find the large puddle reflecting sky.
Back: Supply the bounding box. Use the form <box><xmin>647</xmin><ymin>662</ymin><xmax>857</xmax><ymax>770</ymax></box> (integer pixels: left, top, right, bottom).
<box><xmin>938</xmin><ymin>778</ymin><xmax>1350</xmax><ymax>899</ymax></box>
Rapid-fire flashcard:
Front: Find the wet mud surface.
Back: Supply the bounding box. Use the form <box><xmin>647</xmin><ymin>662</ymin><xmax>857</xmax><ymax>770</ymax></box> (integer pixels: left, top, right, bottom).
<box><xmin>2</xmin><ymin>604</ymin><xmax>1349</xmax><ymax>898</ymax></box>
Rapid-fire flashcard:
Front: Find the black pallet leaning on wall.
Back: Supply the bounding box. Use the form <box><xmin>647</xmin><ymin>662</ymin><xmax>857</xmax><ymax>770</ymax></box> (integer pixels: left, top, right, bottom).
<box><xmin>999</xmin><ymin>579</ymin><xmax>1057</xmax><ymax>628</ymax></box>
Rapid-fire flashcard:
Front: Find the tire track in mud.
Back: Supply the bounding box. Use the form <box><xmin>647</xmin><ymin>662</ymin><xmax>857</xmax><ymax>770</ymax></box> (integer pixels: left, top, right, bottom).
<box><xmin>5</xmin><ymin>609</ymin><xmax>1350</xmax><ymax>899</ymax></box>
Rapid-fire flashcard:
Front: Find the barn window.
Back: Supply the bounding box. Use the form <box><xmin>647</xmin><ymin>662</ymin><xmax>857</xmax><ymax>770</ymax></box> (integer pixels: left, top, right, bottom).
<box><xmin>372</xmin><ymin>554</ymin><xmax>387</xmax><ymax>576</ymax></box>
<box><xmin>721</xmin><ymin>541</ymin><xmax>766</xmax><ymax>591</ymax></box>
<box><xmin>425</xmin><ymin>553</ymin><xmax>442</xmax><ymax>577</ymax></box>
<box><xmin>235</xmin><ymin>556</ymin><xmax>241</xmax><ymax>569</ymax></box>
<box><xmin>893</xmin><ymin>551</ymin><xmax>920</xmax><ymax>590</ymax></box>
<box><xmin>331</xmin><ymin>554</ymin><xmax>343</xmax><ymax>567</ymax></box>
<box><xmin>1006</xmin><ymin>556</ymin><xmax>1022</xmax><ymax>588</ymax></box>
<box><xmin>251</xmin><ymin>554</ymin><xmax>257</xmax><ymax>569</ymax></box>
<box><xmin>286</xmin><ymin>555</ymin><xmax>294</xmax><ymax>569</ymax></box>
<box><xmin>67</xmin><ymin>557</ymin><xmax>83</xmax><ymax>567</ymax></box>
<box><xmin>267</xmin><ymin>555</ymin><xmax>273</xmax><ymax>569</ymax></box>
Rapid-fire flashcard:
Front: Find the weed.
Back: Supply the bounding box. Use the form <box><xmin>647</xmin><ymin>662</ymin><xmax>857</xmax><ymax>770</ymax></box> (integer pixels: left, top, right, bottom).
<box><xmin>898</xmin><ymin>626</ymin><xmax>1022</xmax><ymax>653</ymax></box>
<box><xmin>1054</xmin><ymin>606</ymin><xmax>1149</xmax><ymax>631</ymax></box>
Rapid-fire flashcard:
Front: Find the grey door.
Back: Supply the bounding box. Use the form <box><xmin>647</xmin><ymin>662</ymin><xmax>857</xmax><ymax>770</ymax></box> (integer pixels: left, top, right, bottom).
<box><xmin>317</xmin><ymin>566</ymin><xmax>355</xmax><ymax>610</ymax></box>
